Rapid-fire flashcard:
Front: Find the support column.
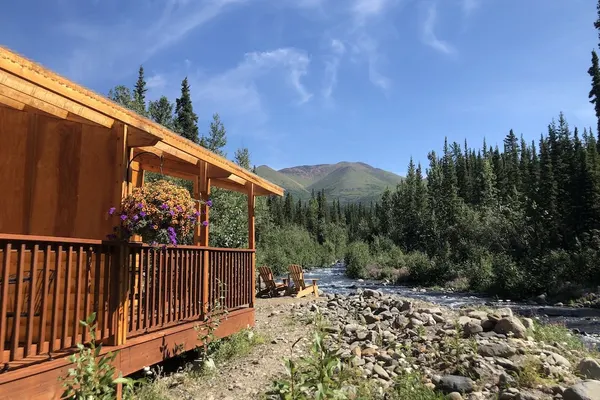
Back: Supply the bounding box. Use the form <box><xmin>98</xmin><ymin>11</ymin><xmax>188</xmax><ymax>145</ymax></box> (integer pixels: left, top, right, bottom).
<box><xmin>196</xmin><ymin>161</ymin><xmax>211</xmax><ymax>318</ymax></box>
<box><xmin>247</xmin><ymin>183</ymin><xmax>256</xmax><ymax>308</ymax></box>
<box><xmin>110</xmin><ymin>122</ymin><xmax>129</xmax><ymax>346</ymax></box>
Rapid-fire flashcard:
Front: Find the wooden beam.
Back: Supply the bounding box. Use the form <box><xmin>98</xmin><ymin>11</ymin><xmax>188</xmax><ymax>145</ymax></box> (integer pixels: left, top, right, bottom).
<box><xmin>0</xmin><ymin>84</ymin><xmax>68</xmax><ymax>120</ymax></box>
<box><xmin>135</xmin><ymin>151</ymin><xmax>200</xmax><ymax>177</ymax></box>
<box><xmin>207</xmin><ymin>165</ymin><xmax>233</xmax><ymax>179</ymax></box>
<box><xmin>139</xmin><ymin>162</ymin><xmax>195</xmax><ymax>181</ymax></box>
<box><xmin>0</xmin><ymin>93</ymin><xmax>24</xmax><ymax>110</ymax></box>
<box><xmin>128</xmin><ymin>126</ymin><xmax>160</xmax><ymax>147</ymax></box>
<box><xmin>227</xmin><ymin>174</ymin><xmax>247</xmax><ymax>186</ymax></box>
<box><xmin>211</xmin><ymin>178</ymin><xmax>248</xmax><ymax>194</ymax></box>
<box><xmin>247</xmin><ymin>183</ymin><xmax>256</xmax><ymax>308</ymax></box>
<box><xmin>153</xmin><ymin>141</ymin><xmax>198</xmax><ymax>164</ymax></box>
<box><xmin>0</xmin><ymin>70</ymin><xmax>114</xmax><ymax>128</ymax></box>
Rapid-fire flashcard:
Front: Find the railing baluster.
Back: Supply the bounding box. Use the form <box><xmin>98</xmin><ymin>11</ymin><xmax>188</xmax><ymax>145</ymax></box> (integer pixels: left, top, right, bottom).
<box><xmin>0</xmin><ymin>242</ymin><xmax>11</xmax><ymax>364</ymax></box>
<box><xmin>62</xmin><ymin>246</ymin><xmax>73</xmax><ymax>349</ymax></box>
<box><xmin>38</xmin><ymin>244</ymin><xmax>51</xmax><ymax>354</ymax></box>
<box><xmin>137</xmin><ymin>249</ymin><xmax>144</xmax><ymax>332</ymax></box>
<box><xmin>24</xmin><ymin>244</ymin><xmax>39</xmax><ymax>357</ymax></box>
<box><xmin>83</xmin><ymin>247</ymin><xmax>92</xmax><ymax>343</ymax></box>
<box><xmin>174</xmin><ymin>249</ymin><xmax>180</xmax><ymax>322</ymax></box>
<box><xmin>50</xmin><ymin>246</ymin><xmax>62</xmax><ymax>352</ymax></box>
<box><xmin>72</xmin><ymin>246</ymin><xmax>83</xmax><ymax>347</ymax></box>
<box><xmin>102</xmin><ymin>246</ymin><xmax>111</xmax><ymax>339</ymax></box>
<box><xmin>11</xmin><ymin>243</ymin><xmax>26</xmax><ymax>361</ymax></box>
<box><xmin>129</xmin><ymin>250</ymin><xmax>137</xmax><ymax>333</ymax></box>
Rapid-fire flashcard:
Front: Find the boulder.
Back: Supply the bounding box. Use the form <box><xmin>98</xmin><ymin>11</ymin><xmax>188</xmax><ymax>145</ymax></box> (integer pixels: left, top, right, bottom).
<box><xmin>373</xmin><ymin>364</ymin><xmax>390</xmax><ymax>380</ymax></box>
<box><xmin>494</xmin><ymin>317</ymin><xmax>527</xmax><ymax>338</ymax></box>
<box><xmin>437</xmin><ymin>375</ymin><xmax>475</xmax><ymax>394</ymax></box>
<box><xmin>463</xmin><ymin>321</ymin><xmax>483</xmax><ymax>337</ymax></box>
<box><xmin>521</xmin><ymin>318</ymin><xmax>535</xmax><ymax>331</ymax></box>
<box><xmin>577</xmin><ymin>358</ymin><xmax>600</xmax><ymax>380</ymax></box>
<box><xmin>563</xmin><ymin>380</ymin><xmax>600</xmax><ymax>400</ymax></box>
<box><xmin>547</xmin><ymin>352</ymin><xmax>572</xmax><ymax>368</ymax></box>
<box><xmin>478</xmin><ymin>343</ymin><xmax>517</xmax><ymax>358</ymax></box>
<box><xmin>363</xmin><ymin>288</ymin><xmax>382</xmax><ymax>298</ymax></box>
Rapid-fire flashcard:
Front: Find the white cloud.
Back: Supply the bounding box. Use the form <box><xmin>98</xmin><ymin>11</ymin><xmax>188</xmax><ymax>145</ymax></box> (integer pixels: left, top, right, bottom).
<box><xmin>322</xmin><ymin>39</ymin><xmax>346</xmax><ymax>98</ymax></box>
<box><xmin>61</xmin><ymin>0</ymin><xmax>248</xmax><ymax>81</ymax></box>
<box><xmin>191</xmin><ymin>48</ymin><xmax>312</xmax><ymax>122</ymax></box>
<box><xmin>422</xmin><ymin>3</ymin><xmax>455</xmax><ymax>55</ymax></box>
<box><xmin>461</xmin><ymin>0</ymin><xmax>480</xmax><ymax>16</ymax></box>
<box><xmin>354</xmin><ymin>35</ymin><xmax>391</xmax><ymax>91</ymax></box>
<box><xmin>351</xmin><ymin>0</ymin><xmax>394</xmax><ymax>22</ymax></box>
<box><xmin>146</xmin><ymin>74</ymin><xmax>167</xmax><ymax>90</ymax></box>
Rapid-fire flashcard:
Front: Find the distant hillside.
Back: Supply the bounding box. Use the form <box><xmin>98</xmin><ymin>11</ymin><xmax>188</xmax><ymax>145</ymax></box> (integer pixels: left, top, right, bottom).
<box><xmin>255</xmin><ymin>162</ymin><xmax>403</xmax><ymax>204</ymax></box>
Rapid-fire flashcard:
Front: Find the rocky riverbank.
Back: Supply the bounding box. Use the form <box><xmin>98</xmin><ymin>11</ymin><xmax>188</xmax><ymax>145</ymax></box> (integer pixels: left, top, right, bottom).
<box><xmin>289</xmin><ymin>289</ymin><xmax>600</xmax><ymax>400</ymax></box>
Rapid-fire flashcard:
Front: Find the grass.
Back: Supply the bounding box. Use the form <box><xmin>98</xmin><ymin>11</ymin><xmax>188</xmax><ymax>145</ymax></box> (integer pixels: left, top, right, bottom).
<box><xmin>530</xmin><ymin>320</ymin><xmax>588</xmax><ymax>353</ymax></box>
<box><xmin>133</xmin><ymin>328</ymin><xmax>265</xmax><ymax>399</ymax></box>
<box><xmin>389</xmin><ymin>373</ymin><xmax>445</xmax><ymax>400</ymax></box>
<box><xmin>515</xmin><ymin>356</ymin><xmax>545</xmax><ymax>388</ymax></box>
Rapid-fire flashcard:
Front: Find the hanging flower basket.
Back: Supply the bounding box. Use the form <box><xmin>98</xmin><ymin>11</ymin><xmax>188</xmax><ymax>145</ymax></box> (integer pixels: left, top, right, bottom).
<box><xmin>106</xmin><ymin>180</ymin><xmax>210</xmax><ymax>246</ymax></box>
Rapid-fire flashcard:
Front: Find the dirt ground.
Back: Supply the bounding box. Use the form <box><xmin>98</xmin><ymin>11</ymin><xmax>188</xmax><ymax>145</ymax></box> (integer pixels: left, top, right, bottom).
<box><xmin>153</xmin><ymin>296</ymin><xmax>323</xmax><ymax>400</ymax></box>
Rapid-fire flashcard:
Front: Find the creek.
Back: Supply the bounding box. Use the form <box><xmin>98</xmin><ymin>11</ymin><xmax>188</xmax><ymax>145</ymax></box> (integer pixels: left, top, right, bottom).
<box><xmin>302</xmin><ymin>263</ymin><xmax>600</xmax><ymax>347</ymax></box>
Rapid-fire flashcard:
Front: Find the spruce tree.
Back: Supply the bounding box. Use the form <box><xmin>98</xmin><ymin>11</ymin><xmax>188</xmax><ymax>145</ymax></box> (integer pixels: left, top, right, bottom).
<box><xmin>174</xmin><ymin>77</ymin><xmax>199</xmax><ymax>143</ymax></box>
<box><xmin>588</xmin><ymin>50</ymin><xmax>600</xmax><ymax>142</ymax></box>
<box><xmin>108</xmin><ymin>85</ymin><xmax>133</xmax><ymax>109</ymax></box>
<box><xmin>201</xmin><ymin>114</ymin><xmax>227</xmax><ymax>156</ymax></box>
<box><xmin>132</xmin><ymin>66</ymin><xmax>148</xmax><ymax>116</ymax></box>
<box><xmin>149</xmin><ymin>96</ymin><xmax>174</xmax><ymax>129</ymax></box>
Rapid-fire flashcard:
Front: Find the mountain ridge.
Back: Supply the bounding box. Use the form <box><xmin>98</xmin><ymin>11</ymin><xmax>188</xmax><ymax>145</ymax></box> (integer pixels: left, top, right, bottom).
<box><xmin>255</xmin><ymin>161</ymin><xmax>403</xmax><ymax>204</ymax></box>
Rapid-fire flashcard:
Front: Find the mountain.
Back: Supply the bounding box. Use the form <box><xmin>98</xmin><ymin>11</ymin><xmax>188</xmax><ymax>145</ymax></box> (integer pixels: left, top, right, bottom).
<box><xmin>255</xmin><ymin>162</ymin><xmax>403</xmax><ymax>203</ymax></box>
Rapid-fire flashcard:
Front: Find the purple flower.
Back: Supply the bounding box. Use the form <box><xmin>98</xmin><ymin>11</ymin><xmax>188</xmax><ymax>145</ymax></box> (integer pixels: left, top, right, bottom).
<box><xmin>139</xmin><ymin>211</ymin><xmax>147</xmax><ymax>217</ymax></box>
<box><xmin>160</xmin><ymin>203</ymin><xmax>169</xmax><ymax>210</ymax></box>
<box><xmin>167</xmin><ymin>227</ymin><xmax>176</xmax><ymax>234</ymax></box>
<box><xmin>202</xmin><ymin>220</ymin><xmax>209</xmax><ymax>227</ymax></box>
<box><xmin>193</xmin><ymin>211</ymin><xmax>200</xmax><ymax>217</ymax></box>
<box><xmin>108</xmin><ymin>207</ymin><xmax>116</xmax><ymax>215</ymax></box>
<box><xmin>176</xmin><ymin>206</ymin><xmax>182</xmax><ymax>212</ymax></box>
<box><xmin>206</xmin><ymin>200</ymin><xmax>213</xmax><ymax>207</ymax></box>
<box><xmin>133</xmin><ymin>215</ymin><xmax>139</xmax><ymax>221</ymax></box>
<box><xmin>169</xmin><ymin>210</ymin><xmax>175</xmax><ymax>216</ymax></box>
<box><xmin>120</xmin><ymin>214</ymin><xmax>128</xmax><ymax>221</ymax></box>
<box><xmin>137</xmin><ymin>203</ymin><xmax>144</xmax><ymax>209</ymax></box>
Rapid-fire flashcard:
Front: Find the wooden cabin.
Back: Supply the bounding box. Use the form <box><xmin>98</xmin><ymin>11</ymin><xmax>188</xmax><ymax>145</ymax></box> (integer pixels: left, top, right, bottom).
<box><xmin>0</xmin><ymin>46</ymin><xmax>283</xmax><ymax>399</ymax></box>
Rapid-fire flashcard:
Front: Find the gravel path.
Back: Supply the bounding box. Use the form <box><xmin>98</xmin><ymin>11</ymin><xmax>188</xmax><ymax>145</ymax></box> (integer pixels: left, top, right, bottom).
<box><xmin>150</xmin><ymin>296</ymin><xmax>323</xmax><ymax>400</ymax></box>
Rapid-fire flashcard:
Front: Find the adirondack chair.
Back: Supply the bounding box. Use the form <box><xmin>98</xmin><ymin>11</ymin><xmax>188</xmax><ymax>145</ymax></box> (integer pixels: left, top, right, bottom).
<box><xmin>287</xmin><ymin>264</ymin><xmax>319</xmax><ymax>298</ymax></box>
<box><xmin>256</xmin><ymin>266</ymin><xmax>288</xmax><ymax>298</ymax></box>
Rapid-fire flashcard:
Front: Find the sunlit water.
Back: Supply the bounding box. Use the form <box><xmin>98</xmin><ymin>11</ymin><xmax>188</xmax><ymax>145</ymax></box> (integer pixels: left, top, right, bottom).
<box><xmin>294</xmin><ymin>264</ymin><xmax>600</xmax><ymax>347</ymax></box>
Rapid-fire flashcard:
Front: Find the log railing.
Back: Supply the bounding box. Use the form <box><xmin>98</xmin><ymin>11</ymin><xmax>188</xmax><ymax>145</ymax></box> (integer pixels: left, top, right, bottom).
<box><xmin>0</xmin><ymin>234</ymin><xmax>255</xmax><ymax>371</ymax></box>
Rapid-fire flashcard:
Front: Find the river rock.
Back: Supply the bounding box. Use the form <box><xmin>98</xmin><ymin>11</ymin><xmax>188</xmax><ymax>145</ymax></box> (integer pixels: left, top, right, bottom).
<box><xmin>373</xmin><ymin>364</ymin><xmax>390</xmax><ymax>380</ymax></box>
<box><xmin>547</xmin><ymin>352</ymin><xmax>572</xmax><ymax>368</ymax></box>
<box><xmin>576</xmin><ymin>358</ymin><xmax>600</xmax><ymax>380</ymax></box>
<box><xmin>563</xmin><ymin>380</ymin><xmax>600</xmax><ymax>400</ymax></box>
<box><xmin>447</xmin><ymin>392</ymin><xmax>464</xmax><ymax>400</ymax></box>
<box><xmin>478</xmin><ymin>343</ymin><xmax>517</xmax><ymax>358</ymax></box>
<box><xmin>463</xmin><ymin>321</ymin><xmax>483</xmax><ymax>337</ymax></box>
<box><xmin>521</xmin><ymin>317</ymin><xmax>535</xmax><ymax>331</ymax></box>
<box><xmin>467</xmin><ymin>310</ymin><xmax>489</xmax><ymax>320</ymax></box>
<box><xmin>437</xmin><ymin>375</ymin><xmax>475</xmax><ymax>394</ymax></box>
<box><xmin>494</xmin><ymin>317</ymin><xmax>527</xmax><ymax>338</ymax></box>
<box><xmin>363</xmin><ymin>288</ymin><xmax>382</xmax><ymax>298</ymax></box>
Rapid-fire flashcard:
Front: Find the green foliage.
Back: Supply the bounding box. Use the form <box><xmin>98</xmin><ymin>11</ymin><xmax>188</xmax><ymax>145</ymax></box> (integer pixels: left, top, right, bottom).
<box><xmin>271</xmin><ymin>332</ymin><xmax>350</xmax><ymax>400</ymax></box>
<box><xmin>530</xmin><ymin>321</ymin><xmax>587</xmax><ymax>353</ymax></box>
<box><xmin>344</xmin><ymin>241</ymin><xmax>370</xmax><ymax>279</ymax></box>
<box><xmin>149</xmin><ymin>96</ymin><xmax>175</xmax><ymax>130</ymax></box>
<box><xmin>60</xmin><ymin>313</ymin><xmax>136</xmax><ymax>400</ymax></box>
<box><xmin>174</xmin><ymin>77</ymin><xmax>199</xmax><ymax>143</ymax></box>
<box><xmin>389</xmin><ymin>373</ymin><xmax>444</xmax><ymax>400</ymax></box>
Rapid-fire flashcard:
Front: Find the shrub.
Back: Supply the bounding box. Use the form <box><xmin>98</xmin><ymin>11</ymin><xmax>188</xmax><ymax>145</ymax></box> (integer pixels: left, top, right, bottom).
<box><xmin>404</xmin><ymin>251</ymin><xmax>439</xmax><ymax>285</ymax></box>
<box><xmin>345</xmin><ymin>241</ymin><xmax>371</xmax><ymax>278</ymax></box>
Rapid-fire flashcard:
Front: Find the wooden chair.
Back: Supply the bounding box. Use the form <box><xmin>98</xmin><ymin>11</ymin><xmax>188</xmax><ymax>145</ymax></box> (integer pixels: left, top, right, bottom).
<box><xmin>287</xmin><ymin>264</ymin><xmax>319</xmax><ymax>298</ymax></box>
<box><xmin>256</xmin><ymin>266</ymin><xmax>288</xmax><ymax>298</ymax></box>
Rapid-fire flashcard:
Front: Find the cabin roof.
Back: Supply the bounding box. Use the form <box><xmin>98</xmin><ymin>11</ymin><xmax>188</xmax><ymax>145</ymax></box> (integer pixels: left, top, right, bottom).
<box><xmin>0</xmin><ymin>46</ymin><xmax>284</xmax><ymax>197</ymax></box>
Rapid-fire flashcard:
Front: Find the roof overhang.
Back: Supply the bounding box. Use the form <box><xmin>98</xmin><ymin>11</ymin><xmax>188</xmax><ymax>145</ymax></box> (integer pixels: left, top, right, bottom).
<box><xmin>0</xmin><ymin>46</ymin><xmax>284</xmax><ymax>197</ymax></box>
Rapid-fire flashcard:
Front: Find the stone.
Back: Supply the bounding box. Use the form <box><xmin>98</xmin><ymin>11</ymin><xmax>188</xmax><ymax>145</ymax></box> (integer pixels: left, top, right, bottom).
<box><xmin>547</xmin><ymin>352</ymin><xmax>571</xmax><ymax>368</ymax></box>
<box><xmin>409</xmin><ymin>318</ymin><xmax>424</xmax><ymax>328</ymax></box>
<box><xmin>363</xmin><ymin>288</ymin><xmax>382</xmax><ymax>298</ymax></box>
<box><xmin>494</xmin><ymin>317</ymin><xmax>527</xmax><ymax>338</ymax></box>
<box><xmin>437</xmin><ymin>375</ymin><xmax>475</xmax><ymax>394</ymax></box>
<box><xmin>362</xmin><ymin>347</ymin><xmax>378</xmax><ymax>357</ymax></box>
<box><xmin>433</xmin><ymin>313</ymin><xmax>447</xmax><ymax>324</ymax></box>
<box><xmin>563</xmin><ymin>380</ymin><xmax>600</xmax><ymax>400</ymax></box>
<box><xmin>481</xmin><ymin>319</ymin><xmax>495</xmax><ymax>332</ymax></box>
<box><xmin>447</xmin><ymin>392</ymin><xmax>464</xmax><ymax>400</ymax></box>
<box><xmin>463</xmin><ymin>321</ymin><xmax>483</xmax><ymax>337</ymax></box>
<box><xmin>521</xmin><ymin>318</ymin><xmax>535</xmax><ymax>331</ymax></box>
<box><xmin>478</xmin><ymin>343</ymin><xmax>517</xmax><ymax>358</ymax></box>
<box><xmin>373</xmin><ymin>364</ymin><xmax>390</xmax><ymax>380</ymax></box>
<box><xmin>364</xmin><ymin>314</ymin><xmax>380</xmax><ymax>324</ymax></box>
<box><xmin>577</xmin><ymin>358</ymin><xmax>600</xmax><ymax>380</ymax></box>
<box><xmin>467</xmin><ymin>310</ymin><xmax>489</xmax><ymax>320</ymax></box>
<box><xmin>458</xmin><ymin>316</ymin><xmax>472</xmax><ymax>326</ymax></box>
<box><xmin>393</xmin><ymin>315</ymin><xmax>408</xmax><ymax>329</ymax></box>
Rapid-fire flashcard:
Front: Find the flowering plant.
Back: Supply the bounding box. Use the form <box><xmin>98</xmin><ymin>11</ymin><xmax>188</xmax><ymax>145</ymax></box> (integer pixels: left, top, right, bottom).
<box><xmin>107</xmin><ymin>180</ymin><xmax>211</xmax><ymax>246</ymax></box>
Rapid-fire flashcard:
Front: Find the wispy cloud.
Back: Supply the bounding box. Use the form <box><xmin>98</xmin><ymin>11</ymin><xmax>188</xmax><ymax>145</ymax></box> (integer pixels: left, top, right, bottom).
<box><xmin>354</xmin><ymin>35</ymin><xmax>391</xmax><ymax>91</ymax></box>
<box><xmin>422</xmin><ymin>2</ymin><xmax>455</xmax><ymax>55</ymax></box>
<box><xmin>322</xmin><ymin>39</ymin><xmax>346</xmax><ymax>98</ymax></box>
<box><xmin>461</xmin><ymin>0</ymin><xmax>480</xmax><ymax>17</ymax></box>
<box><xmin>61</xmin><ymin>0</ymin><xmax>248</xmax><ymax>82</ymax></box>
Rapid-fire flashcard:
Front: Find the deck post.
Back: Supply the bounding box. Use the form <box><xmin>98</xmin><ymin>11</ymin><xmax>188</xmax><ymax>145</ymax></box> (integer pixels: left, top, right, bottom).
<box><xmin>109</xmin><ymin>122</ymin><xmax>130</xmax><ymax>346</ymax></box>
<box><xmin>197</xmin><ymin>161</ymin><xmax>211</xmax><ymax>318</ymax></box>
<box><xmin>247</xmin><ymin>183</ymin><xmax>256</xmax><ymax>308</ymax></box>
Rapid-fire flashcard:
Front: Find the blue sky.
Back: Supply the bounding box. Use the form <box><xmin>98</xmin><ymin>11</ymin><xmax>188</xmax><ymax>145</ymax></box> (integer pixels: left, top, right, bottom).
<box><xmin>1</xmin><ymin>0</ymin><xmax>597</xmax><ymax>175</ymax></box>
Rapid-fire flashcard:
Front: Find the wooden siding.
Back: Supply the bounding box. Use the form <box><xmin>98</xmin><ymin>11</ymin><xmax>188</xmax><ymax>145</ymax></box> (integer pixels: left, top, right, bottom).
<box><xmin>0</xmin><ymin>107</ymin><xmax>118</xmax><ymax>240</ymax></box>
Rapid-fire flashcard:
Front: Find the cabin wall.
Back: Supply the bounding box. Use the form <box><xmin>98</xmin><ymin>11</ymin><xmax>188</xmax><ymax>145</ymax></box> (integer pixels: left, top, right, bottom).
<box><xmin>0</xmin><ymin>107</ymin><xmax>120</xmax><ymax>240</ymax></box>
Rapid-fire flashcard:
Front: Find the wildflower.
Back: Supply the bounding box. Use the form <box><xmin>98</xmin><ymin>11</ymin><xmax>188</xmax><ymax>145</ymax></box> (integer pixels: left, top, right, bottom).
<box><xmin>139</xmin><ymin>211</ymin><xmax>147</xmax><ymax>217</ymax></box>
<box><xmin>120</xmin><ymin>214</ymin><xmax>128</xmax><ymax>221</ymax></box>
<box><xmin>108</xmin><ymin>207</ymin><xmax>116</xmax><ymax>215</ymax></box>
<box><xmin>206</xmin><ymin>200</ymin><xmax>213</xmax><ymax>207</ymax></box>
<box><xmin>202</xmin><ymin>220</ymin><xmax>209</xmax><ymax>227</ymax></box>
<box><xmin>160</xmin><ymin>203</ymin><xmax>169</xmax><ymax>210</ymax></box>
<box><xmin>133</xmin><ymin>215</ymin><xmax>139</xmax><ymax>221</ymax></box>
<box><xmin>137</xmin><ymin>203</ymin><xmax>144</xmax><ymax>209</ymax></box>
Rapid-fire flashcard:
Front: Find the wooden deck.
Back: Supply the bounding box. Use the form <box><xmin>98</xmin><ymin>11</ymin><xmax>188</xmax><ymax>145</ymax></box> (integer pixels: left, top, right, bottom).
<box><xmin>0</xmin><ymin>234</ymin><xmax>255</xmax><ymax>399</ymax></box>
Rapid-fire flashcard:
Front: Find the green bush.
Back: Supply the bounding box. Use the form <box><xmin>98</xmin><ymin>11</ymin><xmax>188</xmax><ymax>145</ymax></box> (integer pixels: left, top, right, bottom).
<box><xmin>345</xmin><ymin>241</ymin><xmax>371</xmax><ymax>278</ymax></box>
